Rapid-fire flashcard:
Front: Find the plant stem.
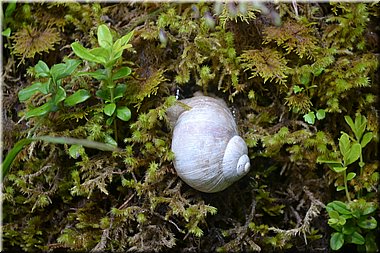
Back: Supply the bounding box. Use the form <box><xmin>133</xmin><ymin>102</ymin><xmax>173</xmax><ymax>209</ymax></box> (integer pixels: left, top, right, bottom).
<box><xmin>105</xmin><ymin>67</ymin><xmax>118</xmax><ymax>143</ymax></box>
<box><xmin>343</xmin><ymin>171</ymin><xmax>351</xmax><ymax>202</ymax></box>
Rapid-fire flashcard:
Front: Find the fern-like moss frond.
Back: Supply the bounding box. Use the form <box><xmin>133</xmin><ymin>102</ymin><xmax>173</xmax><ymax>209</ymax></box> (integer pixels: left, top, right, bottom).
<box><xmin>263</xmin><ymin>20</ymin><xmax>318</xmax><ymax>59</ymax></box>
<box><xmin>11</xmin><ymin>25</ymin><xmax>61</xmax><ymax>64</ymax></box>
<box><xmin>284</xmin><ymin>93</ymin><xmax>313</xmax><ymax>114</ymax></box>
<box><xmin>240</xmin><ymin>48</ymin><xmax>291</xmax><ymax>85</ymax></box>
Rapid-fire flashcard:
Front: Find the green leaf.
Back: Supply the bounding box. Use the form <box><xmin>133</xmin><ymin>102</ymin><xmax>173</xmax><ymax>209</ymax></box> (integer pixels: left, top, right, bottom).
<box><xmin>1</xmin><ymin>138</ymin><xmax>34</xmax><ymax>181</ymax></box>
<box><xmin>354</xmin><ymin>115</ymin><xmax>367</xmax><ymax>141</ymax></box>
<box><xmin>332</xmin><ymin>166</ymin><xmax>347</xmax><ymax>173</ymax></box>
<box><xmin>112</xmin><ymin>67</ymin><xmax>131</xmax><ymax>80</ymax></box>
<box><xmin>358</xmin><ymin>216</ymin><xmax>377</xmax><ymax>230</ymax></box>
<box><xmin>106</xmin><ymin>117</ymin><xmax>113</xmax><ymax>126</ymax></box>
<box><xmin>34</xmin><ymin>60</ymin><xmax>50</xmax><ymax>77</ymax></box>
<box><xmin>104</xmin><ymin>135</ymin><xmax>117</xmax><ymax>147</ymax></box>
<box><xmin>69</xmin><ymin>144</ymin><xmax>83</xmax><ymax>159</ymax></box>
<box><xmin>4</xmin><ymin>1</ymin><xmax>16</xmax><ymax>19</ymax></box>
<box><xmin>2</xmin><ymin>136</ymin><xmax>120</xmax><ymax>182</ymax></box>
<box><xmin>113</xmin><ymin>31</ymin><xmax>134</xmax><ymax>52</ymax></box>
<box><xmin>96</xmin><ymin>89</ymin><xmax>111</xmax><ymax>101</ymax></box>
<box><xmin>360</xmin><ymin>132</ymin><xmax>373</xmax><ymax>148</ymax></box>
<box><xmin>339</xmin><ymin>133</ymin><xmax>351</xmax><ymax>159</ymax></box>
<box><xmin>71</xmin><ymin>42</ymin><xmax>104</xmax><ymax>64</ymax></box>
<box><xmin>97</xmin><ymin>24</ymin><xmax>113</xmax><ymax>49</ymax></box>
<box><xmin>116</xmin><ymin>106</ymin><xmax>131</xmax><ymax>121</ymax></box>
<box><xmin>25</xmin><ymin>102</ymin><xmax>54</xmax><ymax>119</ymax></box>
<box><xmin>303</xmin><ymin>112</ymin><xmax>315</xmax><ymax>124</ymax></box>
<box><xmin>114</xmin><ymin>84</ymin><xmax>127</xmax><ymax>100</ymax></box>
<box><xmin>2</xmin><ymin>27</ymin><xmax>11</xmax><ymax>37</ymax></box>
<box><xmin>345</xmin><ymin>143</ymin><xmax>361</xmax><ymax>166</ymax></box>
<box><xmin>50</xmin><ymin>63</ymin><xmax>67</xmax><ymax>81</ymax></box>
<box><xmin>77</xmin><ymin>69</ymin><xmax>107</xmax><ymax>80</ymax></box>
<box><xmin>293</xmin><ymin>85</ymin><xmax>304</xmax><ymax>94</ymax></box>
<box><xmin>330</xmin><ymin>232</ymin><xmax>344</xmax><ymax>250</ymax></box>
<box><xmin>327</xmin><ymin>201</ymin><xmax>351</xmax><ymax>215</ymax></box>
<box><xmin>362</xmin><ymin>202</ymin><xmax>377</xmax><ymax>215</ymax></box>
<box><xmin>51</xmin><ymin>59</ymin><xmax>81</xmax><ymax>81</ymax></box>
<box><xmin>35</xmin><ymin>136</ymin><xmax>120</xmax><ymax>151</ymax></box>
<box><xmin>350</xmin><ymin>231</ymin><xmax>365</xmax><ymax>245</ymax></box>
<box><xmin>346</xmin><ymin>172</ymin><xmax>356</xmax><ymax>181</ymax></box>
<box><xmin>18</xmin><ymin>82</ymin><xmax>49</xmax><ymax>101</ymax></box>
<box><xmin>327</xmin><ymin>209</ymin><xmax>340</xmax><ymax>219</ymax></box>
<box><xmin>342</xmin><ymin>223</ymin><xmax>356</xmax><ymax>235</ymax></box>
<box><xmin>51</xmin><ymin>86</ymin><xmax>66</xmax><ymax>105</ymax></box>
<box><xmin>64</xmin><ymin>89</ymin><xmax>91</xmax><ymax>107</ymax></box>
<box><xmin>316</xmin><ymin>109</ymin><xmax>326</xmax><ymax>120</ymax></box>
<box><xmin>344</xmin><ymin>115</ymin><xmax>355</xmax><ymax>133</ymax></box>
<box><xmin>336</xmin><ymin>186</ymin><xmax>346</xmax><ymax>191</ymax></box>
<box><xmin>89</xmin><ymin>47</ymin><xmax>110</xmax><ymax>65</ymax></box>
<box><xmin>104</xmin><ymin>103</ymin><xmax>116</xmax><ymax>116</ymax></box>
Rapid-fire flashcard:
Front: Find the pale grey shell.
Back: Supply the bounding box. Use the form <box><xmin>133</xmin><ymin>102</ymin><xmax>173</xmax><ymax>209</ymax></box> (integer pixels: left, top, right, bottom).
<box><xmin>167</xmin><ymin>95</ymin><xmax>250</xmax><ymax>193</ymax></box>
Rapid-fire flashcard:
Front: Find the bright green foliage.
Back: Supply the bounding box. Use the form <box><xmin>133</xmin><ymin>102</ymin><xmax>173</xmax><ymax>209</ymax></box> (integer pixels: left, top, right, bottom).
<box><xmin>326</xmin><ymin>200</ymin><xmax>378</xmax><ymax>251</ymax></box>
<box><xmin>72</xmin><ymin>24</ymin><xmax>134</xmax><ymax>141</ymax></box>
<box><xmin>318</xmin><ymin>114</ymin><xmax>378</xmax><ymax>251</ymax></box>
<box><xmin>318</xmin><ymin>114</ymin><xmax>376</xmax><ymax>201</ymax></box>
<box><xmin>18</xmin><ymin>59</ymin><xmax>89</xmax><ymax>119</ymax></box>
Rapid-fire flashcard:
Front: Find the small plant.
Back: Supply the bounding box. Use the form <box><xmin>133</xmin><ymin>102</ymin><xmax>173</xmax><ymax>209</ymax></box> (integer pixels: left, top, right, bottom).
<box><xmin>326</xmin><ymin>200</ymin><xmax>377</xmax><ymax>251</ymax></box>
<box><xmin>71</xmin><ymin>24</ymin><xmax>134</xmax><ymax>142</ymax></box>
<box><xmin>318</xmin><ymin>115</ymin><xmax>378</xmax><ymax>251</ymax></box>
<box><xmin>18</xmin><ymin>59</ymin><xmax>90</xmax><ymax>119</ymax></box>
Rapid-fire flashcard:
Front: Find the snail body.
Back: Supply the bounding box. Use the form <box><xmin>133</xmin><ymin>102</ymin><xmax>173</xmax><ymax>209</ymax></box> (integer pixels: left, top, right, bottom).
<box><xmin>167</xmin><ymin>94</ymin><xmax>250</xmax><ymax>193</ymax></box>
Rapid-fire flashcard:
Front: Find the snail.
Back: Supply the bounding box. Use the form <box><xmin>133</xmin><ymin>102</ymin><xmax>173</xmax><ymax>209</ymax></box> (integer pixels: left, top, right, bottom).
<box><xmin>167</xmin><ymin>93</ymin><xmax>251</xmax><ymax>193</ymax></box>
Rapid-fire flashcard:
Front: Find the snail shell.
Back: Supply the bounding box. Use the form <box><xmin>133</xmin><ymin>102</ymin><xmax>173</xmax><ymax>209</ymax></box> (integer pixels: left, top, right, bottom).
<box><xmin>167</xmin><ymin>94</ymin><xmax>250</xmax><ymax>193</ymax></box>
